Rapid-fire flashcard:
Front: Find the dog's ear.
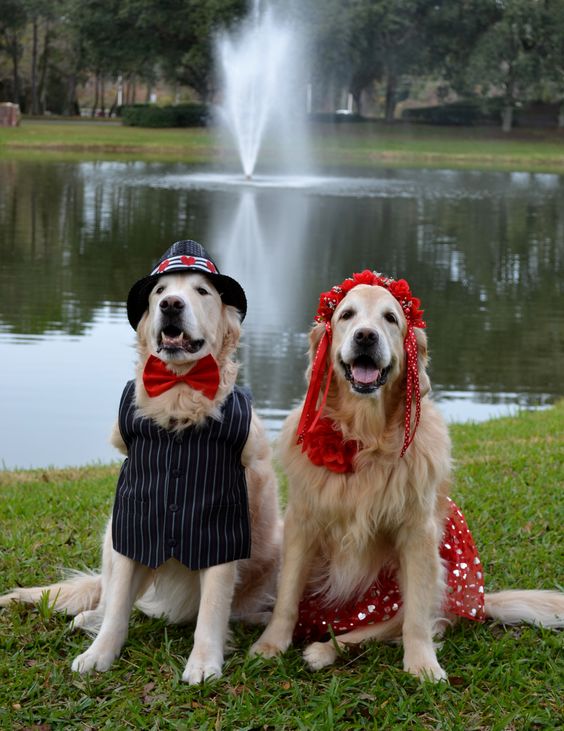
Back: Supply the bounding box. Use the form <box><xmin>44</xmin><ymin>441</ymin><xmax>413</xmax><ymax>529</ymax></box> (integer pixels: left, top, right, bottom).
<box><xmin>304</xmin><ymin>321</ymin><xmax>326</xmax><ymax>381</ymax></box>
<box><xmin>308</xmin><ymin>321</ymin><xmax>325</xmax><ymax>361</ymax></box>
<box><xmin>136</xmin><ymin>311</ymin><xmax>150</xmax><ymax>352</ymax></box>
<box><xmin>221</xmin><ymin>304</ymin><xmax>242</xmax><ymax>353</ymax></box>
<box><xmin>414</xmin><ymin>327</ymin><xmax>431</xmax><ymax>397</ymax></box>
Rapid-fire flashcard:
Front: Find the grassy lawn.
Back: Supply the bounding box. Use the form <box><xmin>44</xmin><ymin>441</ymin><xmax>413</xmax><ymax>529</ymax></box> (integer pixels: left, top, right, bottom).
<box><xmin>0</xmin><ymin>404</ymin><xmax>562</xmax><ymax>730</ymax></box>
<box><xmin>1</xmin><ymin>119</ymin><xmax>564</xmax><ymax>171</ymax></box>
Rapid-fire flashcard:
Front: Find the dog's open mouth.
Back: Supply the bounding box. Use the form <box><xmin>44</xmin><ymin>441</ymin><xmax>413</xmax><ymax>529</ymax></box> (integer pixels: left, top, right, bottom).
<box><xmin>342</xmin><ymin>355</ymin><xmax>391</xmax><ymax>394</ymax></box>
<box><xmin>157</xmin><ymin>326</ymin><xmax>204</xmax><ymax>354</ymax></box>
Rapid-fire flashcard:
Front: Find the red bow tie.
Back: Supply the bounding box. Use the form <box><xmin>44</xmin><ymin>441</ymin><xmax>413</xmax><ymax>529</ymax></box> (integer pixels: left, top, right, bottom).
<box><xmin>143</xmin><ymin>354</ymin><xmax>220</xmax><ymax>400</ymax></box>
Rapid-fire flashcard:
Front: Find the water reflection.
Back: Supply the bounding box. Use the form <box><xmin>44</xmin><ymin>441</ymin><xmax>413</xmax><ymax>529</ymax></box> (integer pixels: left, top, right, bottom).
<box><xmin>0</xmin><ymin>160</ymin><xmax>562</xmax><ymax>468</ymax></box>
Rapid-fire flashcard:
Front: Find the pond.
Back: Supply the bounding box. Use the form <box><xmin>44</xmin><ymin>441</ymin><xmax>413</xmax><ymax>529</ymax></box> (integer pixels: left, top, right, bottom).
<box><xmin>0</xmin><ymin>159</ymin><xmax>562</xmax><ymax>469</ymax></box>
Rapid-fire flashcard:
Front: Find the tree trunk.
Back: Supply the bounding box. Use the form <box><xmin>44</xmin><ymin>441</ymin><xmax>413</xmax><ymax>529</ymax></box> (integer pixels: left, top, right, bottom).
<box><xmin>502</xmin><ymin>74</ymin><xmax>515</xmax><ymax>133</ymax></box>
<box><xmin>38</xmin><ymin>22</ymin><xmax>51</xmax><ymax>114</ymax></box>
<box><xmin>31</xmin><ymin>16</ymin><xmax>39</xmax><ymax>115</ymax></box>
<box><xmin>65</xmin><ymin>73</ymin><xmax>77</xmax><ymax>116</ymax></box>
<box><xmin>91</xmin><ymin>73</ymin><xmax>99</xmax><ymax>117</ymax></box>
<box><xmin>9</xmin><ymin>33</ymin><xmax>21</xmax><ymax>106</ymax></box>
<box><xmin>352</xmin><ymin>88</ymin><xmax>362</xmax><ymax>116</ymax></box>
<box><xmin>100</xmin><ymin>76</ymin><xmax>106</xmax><ymax>116</ymax></box>
<box><xmin>558</xmin><ymin>101</ymin><xmax>564</xmax><ymax>129</ymax></box>
<box><xmin>109</xmin><ymin>76</ymin><xmax>121</xmax><ymax>117</ymax></box>
<box><xmin>385</xmin><ymin>73</ymin><xmax>397</xmax><ymax>123</ymax></box>
<box><xmin>502</xmin><ymin>105</ymin><xmax>513</xmax><ymax>132</ymax></box>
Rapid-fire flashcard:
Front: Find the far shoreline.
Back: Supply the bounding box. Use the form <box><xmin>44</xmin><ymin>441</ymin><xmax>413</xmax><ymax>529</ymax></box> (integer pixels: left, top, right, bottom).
<box><xmin>1</xmin><ymin>119</ymin><xmax>564</xmax><ymax>174</ymax></box>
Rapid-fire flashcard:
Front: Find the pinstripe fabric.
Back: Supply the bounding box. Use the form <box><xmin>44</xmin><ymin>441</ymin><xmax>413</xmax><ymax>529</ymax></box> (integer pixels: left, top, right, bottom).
<box><xmin>112</xmin><ymin>381</ymin><xmax>252</xmax><ymax>570</ymax></box>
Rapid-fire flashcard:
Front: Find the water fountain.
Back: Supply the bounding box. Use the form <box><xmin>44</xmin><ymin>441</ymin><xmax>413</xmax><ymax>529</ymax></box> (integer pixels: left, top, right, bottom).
<box><xmin>216</xmin><ymin>0</ymin><xmax>309</xmax><ymax>181</ymax></box>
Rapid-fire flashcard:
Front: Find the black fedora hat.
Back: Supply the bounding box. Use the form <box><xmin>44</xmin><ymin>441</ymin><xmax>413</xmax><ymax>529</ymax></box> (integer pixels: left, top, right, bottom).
<box><xmin>127</xmin><ymin>240</ymin><xmax>247</xmax><ymax>329</ymax></box>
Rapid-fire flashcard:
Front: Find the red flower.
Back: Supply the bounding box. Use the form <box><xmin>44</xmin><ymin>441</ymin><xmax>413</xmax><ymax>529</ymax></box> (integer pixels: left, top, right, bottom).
<box><xmin>302</xmin><ymin>418</ymin><xmax>359</xmax><ymax>473</ymax></box>
<box><xmin>351</xmin><ymin>270</ymin><xmax>378</xmax><ymax>287</ymax></box>
<box><xmin>314</xmin><ymin>270</ymin><xmax>425</xmax><ymax>330</ymax></box>
<box><xmin>388</xmin><ymin>278</ymin><xmax>410</xmax><ymax>299</ymax></box>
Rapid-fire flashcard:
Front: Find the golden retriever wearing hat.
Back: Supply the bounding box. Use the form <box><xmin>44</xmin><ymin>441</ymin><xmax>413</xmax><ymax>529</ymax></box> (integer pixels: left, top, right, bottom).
<box><xmin>250</xmin><ymin>270</ymin><xmax>564</xmax><ymax>680</ymax></box>
<box><xmin>0</xmin><ymin>240</ymin><xmax>281</xmax><ymax>685</ymax></box>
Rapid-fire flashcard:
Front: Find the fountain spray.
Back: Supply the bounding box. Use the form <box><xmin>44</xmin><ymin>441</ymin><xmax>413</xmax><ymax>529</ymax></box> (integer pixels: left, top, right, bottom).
<box><xmin>217</xmin><ymin>0</ymin><xmax>308</xmax><ymax>180</ymax></box>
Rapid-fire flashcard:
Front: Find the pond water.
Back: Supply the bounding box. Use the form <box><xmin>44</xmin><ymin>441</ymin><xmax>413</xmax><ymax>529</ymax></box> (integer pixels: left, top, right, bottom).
<box><xmin>0</xmin><ymin>159</ymin><xmax>562</xmax><ymax>469</ymax></box>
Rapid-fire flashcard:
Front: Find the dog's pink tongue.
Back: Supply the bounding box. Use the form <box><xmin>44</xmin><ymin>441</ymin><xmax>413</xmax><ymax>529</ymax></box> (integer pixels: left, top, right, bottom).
<box><xmin>352</xmin><ymin>363</ymin><xmax>380</xmax><ymax>384</ymax></box>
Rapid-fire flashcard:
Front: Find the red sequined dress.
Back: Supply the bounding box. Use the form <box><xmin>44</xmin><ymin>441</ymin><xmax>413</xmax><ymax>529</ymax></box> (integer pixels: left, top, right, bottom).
<box><xmin>296</xmin><ymin>422</ymin><xmax>486</xmax><ymax>642</ymax></box>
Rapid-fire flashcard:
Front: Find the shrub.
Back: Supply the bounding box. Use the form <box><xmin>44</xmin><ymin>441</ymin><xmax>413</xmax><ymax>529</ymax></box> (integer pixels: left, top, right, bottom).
<box><xmin>402</xmin><ymin>99</ymin><xmax>501</xmax><ymax>126</ymax></box>
<box><xmin>121</xmin><ymin>103</ymin><xmax>208</xmax><ymax>128</ymax></box>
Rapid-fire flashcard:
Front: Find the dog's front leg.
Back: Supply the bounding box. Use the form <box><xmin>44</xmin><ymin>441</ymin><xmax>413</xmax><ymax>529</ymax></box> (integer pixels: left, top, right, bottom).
<box><xmin>249</xmin><ymin>507</ymin><xmax>314</xmax><ymax>658</ymax></box>
<box><xmin>397</xmin><ymin>521</ymin><xmax>447</xmax><ymax>682</ymax></box>
<box><xmin>182</xmin><ymin>562</ymin><xmax>237</xmax><ymax>684</ymax></box>
<box><xmin>71</xmin><ymin>552</ymin><xmax>149</xmax><ymax>674</ymax></box>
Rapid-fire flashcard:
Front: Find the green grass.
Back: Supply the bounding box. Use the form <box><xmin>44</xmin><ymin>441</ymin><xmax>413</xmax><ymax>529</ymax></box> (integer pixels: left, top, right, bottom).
<box><xmin>1</xmin><ymin>119</ymin><xmax>564</xmax><ymax>171</ymax></box>
<box><xmin>0</xmin><ymin>405</ymin><xmax>563</xmax><ymax>730</ymax></box>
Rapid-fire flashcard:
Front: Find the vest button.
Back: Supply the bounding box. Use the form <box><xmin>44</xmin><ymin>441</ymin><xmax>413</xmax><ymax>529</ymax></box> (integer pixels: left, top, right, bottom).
<box><xmin>169</xmin><ymin>503</ymin><xmax>179</xmax><ymax>512</ymax></box>
<box><xmin>174</xmin><ymin>433</ymin><xmax>183</xmax><ymax>443</ymax></box>
<box><xmin>171</xmin><ymin>468</ymin><xmax>182</xmax><ymax>478</ymax></box>
<box><xmin>168</xmin><ymin>538</ymin><xmax>177</xmax><ymax>548</ymax></box>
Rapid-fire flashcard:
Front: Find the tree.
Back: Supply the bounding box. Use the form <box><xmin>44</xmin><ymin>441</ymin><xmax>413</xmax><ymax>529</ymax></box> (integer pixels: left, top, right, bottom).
<box><xmin>537</xmin><ymin>0</ymin><xmax>564</xmax><ymax>127</ymax></box>
<box><xmin>23</xmin><ymin>0</ymin><xmax>60</xmax><ymax>114</ymax></box>
<box><xmin>463</xmin><ymin>0</ymin><xmax>544</xmax><ymax>131</ymax></box>
<box><xmin>303</xmin><ymin>0</ymin><xmax>451</xmax><ymax>120</ymax></box>
<box><xmin>124</xmin><ymin>0</ymin><xmax>245</xmax><ymax>101</ymax></box>
<box><xmin>0</xmin><ymin>0</ymin><xmax>27</xmax><ymax>105</ymax></box>
<box><xmin>348</xmin><ymin>0</ymin><xmax>432</xmax><ymax>120</ymax></box>
<box><xmin>423</xmin><ymin>0</ymin><xmax>502</xmax><ymax>93</ymax></box>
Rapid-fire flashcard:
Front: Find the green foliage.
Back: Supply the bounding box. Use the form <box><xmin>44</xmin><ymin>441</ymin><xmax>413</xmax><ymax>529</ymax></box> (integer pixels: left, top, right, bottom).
<box><xmin>121</xmin><ymin>103</ymin><xmax>209</xmax><ymax>128</ymax></box>
<box><xmin>402</xmin><ymin>99</ymin><xmax>501</xmax><ymax>126</ymax></box>
<box><xmin>0</xmin><ymin>405</ymin><xmax>562</xmax><ymax>728</ymax></box>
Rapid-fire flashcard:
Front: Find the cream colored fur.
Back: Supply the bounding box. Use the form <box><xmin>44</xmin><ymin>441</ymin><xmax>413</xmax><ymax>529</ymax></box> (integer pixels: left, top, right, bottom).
<box><xmin>1</xmin><ymin>272</ymin><xmax>282</xmax><ymax>685</ymax></box>
<box><xmin>250</xmin><ymin>284</ymin><xmax>564</xmax><ymax>681</ymax></box>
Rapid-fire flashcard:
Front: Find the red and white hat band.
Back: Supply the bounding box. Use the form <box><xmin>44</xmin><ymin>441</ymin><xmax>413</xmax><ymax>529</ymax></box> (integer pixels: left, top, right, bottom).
<box><xmin>151</xmin><ymin>255</ymin><xmax>218</xmax><ymax>276</ymax></box>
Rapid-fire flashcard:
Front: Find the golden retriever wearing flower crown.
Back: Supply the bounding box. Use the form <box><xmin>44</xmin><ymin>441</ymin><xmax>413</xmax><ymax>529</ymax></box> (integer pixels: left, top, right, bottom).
<box><xmin>250</xmin><ymin>270</ymin><xmax>564</xmax><ymax>681</ymax></box>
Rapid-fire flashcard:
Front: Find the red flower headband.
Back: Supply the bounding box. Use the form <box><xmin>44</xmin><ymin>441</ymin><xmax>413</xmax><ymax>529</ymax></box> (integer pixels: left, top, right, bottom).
<box><xmin>296</xmin><ymin>270</ymin><xmax>426</xmax><ymax>457</ymax></box>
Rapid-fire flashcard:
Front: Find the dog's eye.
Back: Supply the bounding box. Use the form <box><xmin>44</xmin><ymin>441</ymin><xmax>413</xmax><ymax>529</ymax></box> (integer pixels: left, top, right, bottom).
<box><xmin>384</xmin><ymin>312</ymin><xmax>398</xmax><ymax>325</ymax></box>
<box><xmin>196</xmin><ymin>286</ymin><xmax>209</xmax><ymax>296</ymax></box>
<box><xmin>340</xmin><ymin>309</ymin><xmax>355</xmax><ymax>321</ymax></box>
<box><xmin>155</xmin><ymin>286</ymin><xmax>165</xmax><ymax>295</ymax></box>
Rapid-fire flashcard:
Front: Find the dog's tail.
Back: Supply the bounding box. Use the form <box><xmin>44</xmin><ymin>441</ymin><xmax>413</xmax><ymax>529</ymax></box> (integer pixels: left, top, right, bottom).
<box><xmin>484</xmin><ymin>590</ymin><xmax>564</xmax><ymax>628</ymax></box>
<box><xmin>0</xmin><ymin>570</ymin><xmax>102</xmax><ymax>616</ymax></box>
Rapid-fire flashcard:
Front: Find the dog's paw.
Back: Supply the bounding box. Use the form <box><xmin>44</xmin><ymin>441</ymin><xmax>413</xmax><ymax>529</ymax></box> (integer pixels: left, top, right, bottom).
<box><xmin>71</xmin><ymin>648</ymin><xmax>115</xmax><ymax>674</ymax></box>
<box><xmin>182</xmin><ymin>655</ymin><xmax>223</xmax><ymax>685</ymax></box>
<box><xmin>248</xmin><ymin>637</ymin><xmax>288</xmax><ymax>659</ymax></box>
<box><xmin>303</xmin><ymin>641</ymin><xmax>338</xmax><ymax>670</ymax></box>
<box><xmin>403</xmin><ymin>641</ymin><xmax>447</xmax><ymax>682</ymax></box>
<box><xmin>404</xmin><ymin>659</ymin><xmax>447</xmax><ymax>683</ymax></box>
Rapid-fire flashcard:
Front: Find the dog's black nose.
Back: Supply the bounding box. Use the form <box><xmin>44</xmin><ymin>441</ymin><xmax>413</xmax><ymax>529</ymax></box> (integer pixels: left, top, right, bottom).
<box><xmin>159</xmin><ymin>296</ymin><xmax>185</xmax><ymax>312</ymax></box>
<box><xmin>354</xmin><ymin>328</ymin><xmax>378</xmax><ymax>346</ymax></box>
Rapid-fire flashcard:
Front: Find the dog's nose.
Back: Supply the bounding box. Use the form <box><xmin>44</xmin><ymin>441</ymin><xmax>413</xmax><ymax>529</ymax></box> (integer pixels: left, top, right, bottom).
<box><xmin>354</xmin><ymin>328</ymin><xmax>378</xmax><ymax>346</ymax></box>
<box><xmin>159</xmin><ymin>296</ymin><xmax>185</xmax><ymax>313</ymax></box>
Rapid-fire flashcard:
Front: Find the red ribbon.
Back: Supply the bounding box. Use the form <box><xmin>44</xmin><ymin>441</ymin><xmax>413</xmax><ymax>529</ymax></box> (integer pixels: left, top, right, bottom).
<box><xmin>400</xmin><ymin>325</ymin><xmax>421</xmax><ymax>457</ymax></box>
<box><xmin>297</xmin><ymin>323</ymin><xmax>334</xmax><ymax>444</ymax></box>
<box><xmin>142</xmin><ymin>354</ymin><xmax>220</xmax><ymax>400</ymax></box>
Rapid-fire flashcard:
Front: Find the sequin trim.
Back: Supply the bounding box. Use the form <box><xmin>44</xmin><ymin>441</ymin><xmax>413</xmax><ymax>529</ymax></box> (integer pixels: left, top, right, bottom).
<box><xmin>294</xmin><ymin>497</ymin><xmax>485</xmax><ymax>642</ymax></box>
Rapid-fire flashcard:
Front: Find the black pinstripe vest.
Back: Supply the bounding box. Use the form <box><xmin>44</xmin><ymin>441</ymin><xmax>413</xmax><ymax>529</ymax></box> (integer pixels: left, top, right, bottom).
<box><xmin>112</xmin><ymin>380</ymin><xmax>252</xmax><ymax>570</ymax></box>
